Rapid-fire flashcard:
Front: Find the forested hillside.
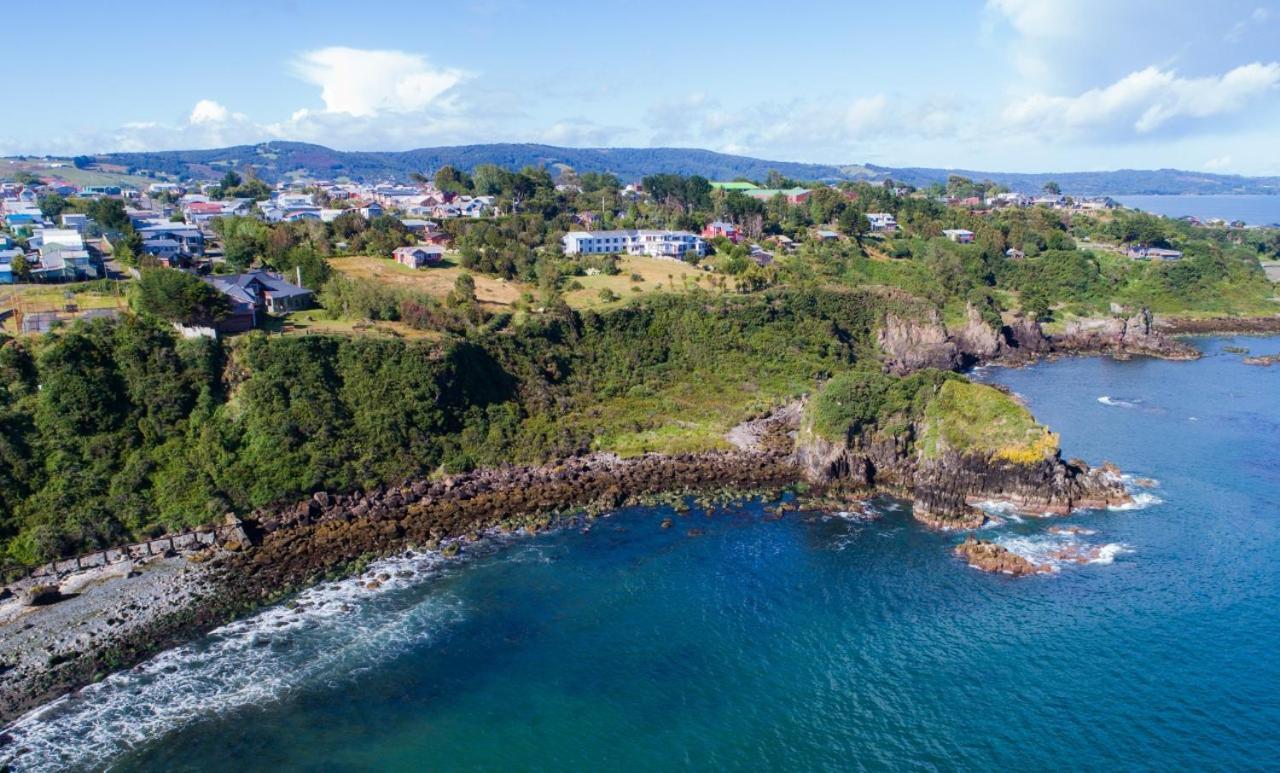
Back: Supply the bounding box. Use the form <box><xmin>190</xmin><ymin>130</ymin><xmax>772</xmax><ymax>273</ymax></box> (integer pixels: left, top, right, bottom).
<box><xmin>0</xmin><ymin>289</ymin><xmax>902</xmax><ymax>573</ymax></box>
<box><xmin>75</xmin><ymin>141</ymin><xmax>1280</xmax><ymax>194</ymax></box>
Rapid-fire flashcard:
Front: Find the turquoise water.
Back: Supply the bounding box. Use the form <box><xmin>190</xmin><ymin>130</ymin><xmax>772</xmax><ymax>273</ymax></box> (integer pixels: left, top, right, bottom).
<box><xmin>6</xmin><ymin>337</ymin><xmax>1280</xmax><ymax>771</ymax></box>
<box><xmin>1113</xmin><ymin>194</ymin><xmax>1280</xmax><ymax>225</ymax></box>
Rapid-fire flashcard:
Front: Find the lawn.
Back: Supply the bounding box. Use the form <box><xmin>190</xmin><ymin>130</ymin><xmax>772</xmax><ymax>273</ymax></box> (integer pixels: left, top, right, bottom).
<box><xmin>269</xmin><ymin>308</ymin><xmax>442</xmax><ymax>340</ymax></box>
<box><xmin>329</xmin><ymin>255</ymin><xmax>527</xmax><ymax>310</ymax></box>
<box><xmin>561</xmin><ymin>255</ymin><xmax>715</xmax><ymax>310</ymax></box>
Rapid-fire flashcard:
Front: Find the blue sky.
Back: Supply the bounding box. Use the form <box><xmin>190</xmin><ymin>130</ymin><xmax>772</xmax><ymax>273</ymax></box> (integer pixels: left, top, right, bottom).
<box><xmin>6</xmin><ymin>0</ymin><xmax>1280</xmax><ymax>173</ymax></box>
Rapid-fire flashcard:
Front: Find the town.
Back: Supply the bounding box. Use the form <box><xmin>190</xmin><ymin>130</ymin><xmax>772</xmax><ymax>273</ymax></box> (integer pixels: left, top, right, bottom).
<box><xmin>6</xmin><ymin>153</ymin><xmax>1256</xmax><ymax>339</ymax></box>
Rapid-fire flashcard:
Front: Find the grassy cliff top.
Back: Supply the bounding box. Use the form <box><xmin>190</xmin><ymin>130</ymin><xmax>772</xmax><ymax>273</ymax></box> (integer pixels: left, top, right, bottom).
<box><xmin>917</xmin><ymin>380</ymin><xmax>1058</xmax><ymax>463</ymax></box>
<box><xmin>807</xmin><ymin>370</ymin><xmax>1058</xmax><ymax>464</ymax></box>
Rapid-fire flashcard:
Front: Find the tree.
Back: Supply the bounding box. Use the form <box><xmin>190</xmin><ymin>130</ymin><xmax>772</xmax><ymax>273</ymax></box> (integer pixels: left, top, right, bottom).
<box><xmin>9</xmin><ymin>254</ymin><xmax>30</xmax><ymax>282</ymax></box>
<box><xmin>131</xmin><ymin>269</ymin><xmax>230</xmax><ymax>326</ymax></box>
<box><xmin>221</xmin><ymin>170</ymin><xmax>243</xmax><ymax>190</ymax></box>
<box><xmin>87</xmin><ymin>198</ymin><xmax>130</xmax><ymax>231</ymax></box>
<box><xmin>39</xmin><ymin>194</ymin><xmax>67</xmax><ymax>220</ymax></box>
<box><xmin>1021</xmin><ymin>288</ymin><xmax>1052</xmax><ymax>321</ymax></box>
<box><xmin>434</xmin><ymin>165</ymin><xmax>472</xmax><ymax>195</ymax></box>
<box><xmin>1042</xmin><ymin>181</ymin><xmax>1061</xmax><ymax>195</ymax></box>
<box><xmin>448</xmin><ymin>273</ymin><xmax>477</xmax><ymax>308</ymax></box>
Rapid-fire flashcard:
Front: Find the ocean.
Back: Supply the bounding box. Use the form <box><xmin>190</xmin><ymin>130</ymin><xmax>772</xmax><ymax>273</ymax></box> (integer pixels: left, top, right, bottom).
<box><xmin>5</xmin><ymin>336</ymin><xmax>1280</xmax><ymax>771</ymax></box>
<box><xmin>1112</xmin><ymin>194</ymin><xmax>1280</xmax><ymax>226</ymax></box>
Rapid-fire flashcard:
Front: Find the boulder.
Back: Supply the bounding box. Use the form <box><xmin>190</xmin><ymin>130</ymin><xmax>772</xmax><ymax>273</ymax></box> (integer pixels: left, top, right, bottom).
<box><xmin>21</xmin><ymin>584</ymin><xmax>63</xmax><ymax>606</ymax></box>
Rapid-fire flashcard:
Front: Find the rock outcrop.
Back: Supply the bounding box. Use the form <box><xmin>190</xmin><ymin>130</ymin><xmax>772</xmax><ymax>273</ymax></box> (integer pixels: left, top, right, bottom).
<box><xmin>878</xmin><ymin>310</ymin><xmax>963</xmax><ymax>375</ymax></box>
<box><xmin>794</xmin><ymin>423</ymin><xmax>1131</xmax><ymax>529</ymax></box>
<box><xmin>955</xmin><ymin>536</ymin><xmax>1048</xmax><ymax>576</ymax></box>
<box><xmin>879</xmin><ymin>304</ymin><xmax>1199</xmax><ymax>375</ymax></box>
<box><xmin>1053</xmin><ymin>308</ymin><xmax>1198</xmax><ymax>360</ymax></box>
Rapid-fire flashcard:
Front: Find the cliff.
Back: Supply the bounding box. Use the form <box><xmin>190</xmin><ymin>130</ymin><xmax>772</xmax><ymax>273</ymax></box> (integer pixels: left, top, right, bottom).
<box><xmin>877</xmin><ymin>304</ymin><xmax>1198</xmax><ymax>374</ymax></box>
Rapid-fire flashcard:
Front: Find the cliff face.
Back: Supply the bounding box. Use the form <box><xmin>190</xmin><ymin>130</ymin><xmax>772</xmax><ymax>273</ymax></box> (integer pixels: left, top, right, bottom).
<box><xmin>794</xmin><ymin>422</ymin><xmax>1130</xmax><ymax>529</ymax></box>
<box><xmin>1053</xmin><ymin>308</ymin><xmax>1199</xmax><ymax>360</ymax></box>
<box><xmin>878</xmin><ymin>304</ymin><xmax>1197</xmax><ymax>375</ymax></box>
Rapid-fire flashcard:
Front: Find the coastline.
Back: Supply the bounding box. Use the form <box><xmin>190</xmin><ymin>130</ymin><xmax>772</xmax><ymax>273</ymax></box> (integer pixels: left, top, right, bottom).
<box><xmin>0</xmin><ymin>316</ymin><xmax>1264</xmax><ymax>726</ymax></box>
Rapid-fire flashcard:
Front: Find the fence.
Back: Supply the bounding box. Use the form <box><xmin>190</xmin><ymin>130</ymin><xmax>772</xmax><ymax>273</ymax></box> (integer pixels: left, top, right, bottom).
<box><xmin>30</xmin><ymin>520</ymin><xmax>250</xmax><ymax>579</ymax></box>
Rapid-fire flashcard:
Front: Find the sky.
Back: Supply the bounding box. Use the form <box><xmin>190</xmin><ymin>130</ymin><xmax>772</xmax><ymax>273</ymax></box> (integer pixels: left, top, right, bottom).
<box><xmin>6</xmin><ymin>0</ymin><xmax>1280</xmax><ymax>174</ymax></box>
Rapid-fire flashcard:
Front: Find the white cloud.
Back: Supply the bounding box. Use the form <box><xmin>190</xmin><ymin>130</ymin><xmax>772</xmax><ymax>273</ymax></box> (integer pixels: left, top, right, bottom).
<box><xmin>1002</xmin><ymin>63</ymin><xmax>1280</xmax><ymax>137</ymax></box>
<box><xmin>1203</xmin><ymin>155</ymin><xmax>1233</xmax><ymax>170</ymax></box>
<box><xmin>189</xmin><ymin>99</ymin><xmax>230</xmax><ymax>125</ymax></box>
<box><xmin>291</xmin><ymin>47</ymin><xmax>468</xmax><ymax>117</ymax></box>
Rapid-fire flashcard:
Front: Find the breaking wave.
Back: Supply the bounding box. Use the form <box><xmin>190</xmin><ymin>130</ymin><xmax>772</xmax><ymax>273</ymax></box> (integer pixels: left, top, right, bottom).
<box><xmin>996</xmin><ymin>533</ymin><xmax>1133</xmax><ymax>572</ymax></box>
<box><xmin>1098</xmin><ymin>395</ymin><xmax>1140</xmax><ymax>409</ymax></box>
<box><xmin>1</xmin><ymin>550</ymin><xmax>466</xmax><ymax>772</ymax></box>
<box><xmin>1109</xmin><ymin>491</ymin><xmax>1163</xmax><ymax>511</ymax></box>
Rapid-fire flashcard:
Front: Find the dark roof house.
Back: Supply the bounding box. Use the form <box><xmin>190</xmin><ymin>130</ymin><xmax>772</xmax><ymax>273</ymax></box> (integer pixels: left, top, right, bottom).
<box><xmin>206</xmin><ymin>270</ymin><xmax>313</xmax><ymax>329</ymax></box>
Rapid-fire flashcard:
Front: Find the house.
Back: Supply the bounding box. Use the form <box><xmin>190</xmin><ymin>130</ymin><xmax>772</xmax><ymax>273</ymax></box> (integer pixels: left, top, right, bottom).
<box><xmin>815</xmin><ymin>229</ymin><xmax>840</xmax><ymax>242</ymax></box>
<box><xmin>575</xmin><ymin>211</ymin><xmax>602</xmax><ymax>229</ymax></box>
<box><xmin>137</xmin><ymin>223</ymin><xmax>204</xmax><ymax>256</ymax></box>
<box><xmin>61</xmin><ymin>213</ymin><xmax>89</xmax><ymax>232</ymax></box>
<box><xmin>943</xmin><ymin>229</ymin><xmax>976</xmax><ymax>244</ymax></box>
<box><xmin>562</xmin><ymin>230</ymin><xmax>706</xmax><ymax>260</ymax></box>
<box><xmin>183</xmin><ymin>200</ymin><xmax>228</xmax><ymax>226</ymax></box>
<box><xmin>206</xmin><ymin>270</ymin><xmax>313</xmax><ymax>330</ymax></box>
<box><xmin>356</xmin><ymin>201</ymin><xmax>384</xmax><ymax>220</ymax></box>
<box><xmin>399</xmin><ymin>218</ymin><xmax>434</xmax><ymax>234</ymax></box>
<box><xmin>393</xmin><ymin>245</ymin><xmax>445</xmax><ymax>269</ymax></box>
<box><xmin>748</xmin><ymin>244</ymin><xmax>774</xmax><ymax>266</ymax></box>
<box><xmin>142</xmin><ymin>238</ymin><xmax>183</xmax><ymax>265</ymax></box>
<box><xmin>0</xmin><ymin>253</ymin><xmax>14</xmax><ymax>284</ymax></box>
<box><xmin>770</xmin><ymin>234</ymin><xmax>796</xmax><ymax>252</ymax></box>
<box><xmin>1127</xmin><ymin>246</ymin><xmax>1183</xmax><ymax>261</ymax></box>
<box><xmin>1006</xmin><ymin>248</ymin><xmax>1026</xmax><ymax>260</ymax></box>
<box><xmin>701</xmin><ymin>221</ymin><xmax>742</xmax><ymax>243</ymax></box>
<box><xmin>866</xmin><ymin>213</ymin><xmax>898</xmax><ymax>232</ymax></box>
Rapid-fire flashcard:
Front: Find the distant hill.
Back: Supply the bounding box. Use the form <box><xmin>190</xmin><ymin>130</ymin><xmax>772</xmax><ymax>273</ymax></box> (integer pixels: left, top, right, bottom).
<box><xmin>23</xmin><ymin>141</ymin><xmax>1280</xmax><ymax>195</ymax></box>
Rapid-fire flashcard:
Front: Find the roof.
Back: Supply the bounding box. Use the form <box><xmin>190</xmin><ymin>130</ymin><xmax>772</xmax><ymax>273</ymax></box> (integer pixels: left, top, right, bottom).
<box><xmin>207</xmin><ymin>270</ymin><xmax>313</xmax><ymax>305</ymax></box>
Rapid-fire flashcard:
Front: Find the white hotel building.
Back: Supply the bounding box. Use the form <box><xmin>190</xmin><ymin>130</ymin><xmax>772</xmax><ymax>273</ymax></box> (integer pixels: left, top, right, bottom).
<box><xmin>562</xmin><ymin>230</ymin><xmax>707</xmax><ymax>260</ymax></box>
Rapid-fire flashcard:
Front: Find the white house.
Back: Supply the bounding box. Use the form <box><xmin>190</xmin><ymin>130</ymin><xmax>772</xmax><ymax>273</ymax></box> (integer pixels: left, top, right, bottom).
<box><xmin>562</xmin><ymin>230</ymin><xmax>706</xmax><ymax>260</ymax></box>
<box><xmin>866</xmin><ymin>213</ymin><xmax>897</xmax><ymax>232</ymax></box>
<box><xmin>943</xmin><ymin>229</ymin><xmax>976</xmax><ymax>244</ymax></box>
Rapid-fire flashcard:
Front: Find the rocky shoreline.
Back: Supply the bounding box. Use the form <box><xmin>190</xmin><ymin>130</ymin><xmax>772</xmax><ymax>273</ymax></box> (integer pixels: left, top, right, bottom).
<box><xmin>0</xmin><ymin>303</ymin><xmax>1218</xmax><ymax>726</ymax></box>
<box><xmin>0</xmin><ymin>450</ymin><xmax>797</xmax><ymax>724</ymax></box>
<box><xmin>1156</xmin><ymin>314</ymin><xmax>1280</xmax><ymax>336</ymax></box>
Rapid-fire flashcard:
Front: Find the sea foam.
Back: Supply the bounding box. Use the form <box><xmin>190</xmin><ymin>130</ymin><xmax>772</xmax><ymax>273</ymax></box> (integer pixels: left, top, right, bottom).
<box><xmin>1</xmin><ymin>550</ymin><xmax>464</xmax><ymax>772</ymax></box>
